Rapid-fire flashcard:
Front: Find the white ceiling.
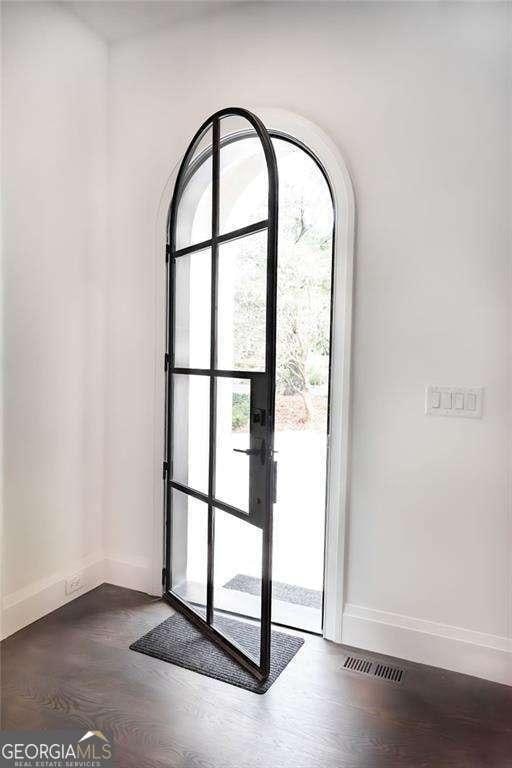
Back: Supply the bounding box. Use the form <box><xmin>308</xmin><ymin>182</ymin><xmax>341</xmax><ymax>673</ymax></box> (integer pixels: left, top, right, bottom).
<box><xmin>66</xmin><ymin>1</ymin><xmax>237</xmax><ymax>43</ymax></box>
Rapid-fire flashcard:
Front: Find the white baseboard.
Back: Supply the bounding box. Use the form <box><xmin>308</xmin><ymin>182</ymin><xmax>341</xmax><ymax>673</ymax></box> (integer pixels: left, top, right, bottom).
<box><xmin>342</xmin><ymin>603</ymin><xmax>512</xmax><ymax>686</ymax></box>
<box><xmin>104</xmin><ymin>554</ymin><xmax>158</xmax><ymax>595</ymax></box>
<box><xmin>1</xmin><ymin>554</ymin><xmax>160</xmax><ymax>641</ymax></box>
<box><xmin>1</xmin><ymin>553</ymin><xmax>105</xmax><ymax>640</ymax></box>
<box><xmin>5</xmin><ymin>562</ymin><xmax>510</xmax><ymax>687</ymax></box>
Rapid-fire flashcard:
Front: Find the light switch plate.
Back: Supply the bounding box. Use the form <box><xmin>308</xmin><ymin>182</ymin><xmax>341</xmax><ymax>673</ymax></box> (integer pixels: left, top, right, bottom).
<box><xmin>426</xmin><ymin>386</ymin><xmax>483</xmax><ymax>418</ymax></box>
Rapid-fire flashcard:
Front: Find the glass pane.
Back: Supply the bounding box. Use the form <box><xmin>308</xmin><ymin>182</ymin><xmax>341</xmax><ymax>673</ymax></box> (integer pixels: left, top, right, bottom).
<box><xmin>170</xmin><ymin>489</ymin><xmax>208</xmax><ymax>618</ymax></box>
<box><xmin>213</xmin><ymin>507</ymin><xmax>262</xmax><ymax>665</ymax></box>
<box><xmin>174</xmin><ymin>247</ymin><xmax>211</xmax><ymax>369</ymax></box>
<box><xmin>217</xmin><ymin>231</ymin><xmax>267</xmax><ymax>372</ymax></box>
<box><xmin>219</xmin><ymin>116</ymin><xmax>268</xmax><ymax>235</ymax></box>
<box><xmin>175</xmin><ymin>126</ymin><xmax>212</xmax><ymax>250</ymax></box>
<box><xmin>172</xmin><ymin>374</ymin><xmax>210</xmax><ymax>494</ymax></box>
<box><xmin>215</xmin><ymin>378</ymin><xmax>250</xmax><ymax>512</ymax></box>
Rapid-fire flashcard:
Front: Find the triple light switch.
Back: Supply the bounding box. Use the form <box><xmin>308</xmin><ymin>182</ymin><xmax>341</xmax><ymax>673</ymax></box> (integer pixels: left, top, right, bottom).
<box><xmin>425</xmin><ymin>386</ymin><xmax>483</xmax><ymax>418</ymax></box>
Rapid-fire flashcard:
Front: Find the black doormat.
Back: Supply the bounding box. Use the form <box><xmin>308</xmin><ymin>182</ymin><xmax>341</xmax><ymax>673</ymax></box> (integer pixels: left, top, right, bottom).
<box><xmin>224</xmin><ymin>573</ymin><xmax>322</xmax><ymax>609</ymax></box>
<box><xmin>130</xmin><ymin>613</ymin><xmax>304</xmax><ymax>694</ymax></box>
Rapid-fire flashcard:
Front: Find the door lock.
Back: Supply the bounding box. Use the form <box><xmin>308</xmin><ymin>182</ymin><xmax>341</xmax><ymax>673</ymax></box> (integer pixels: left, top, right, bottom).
<box><xmin>252</xmin><ymin>408</ymin><xmax>266</xmax><ymax>426</ymax></box>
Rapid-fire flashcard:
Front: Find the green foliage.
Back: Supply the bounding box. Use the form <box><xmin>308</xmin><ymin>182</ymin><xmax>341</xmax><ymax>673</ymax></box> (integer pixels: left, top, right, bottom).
<box><xmin>308</xmin><ymin>365</ymin><xmax>327</xmax><ymax>387</ymax></box>
<box><xmin>232</xmin><ymin>392</ymin><xmax>250</xmax><ymax>431</ymax></box>
<box><xmin>274</xmin><ymin>151</ymin><xmax>333</xmax><ymax>398</ymax></box>
<box><xmin>232</xmin><ymin>144</ymin><xmax>333</xmax><ymax>412</ymax></box>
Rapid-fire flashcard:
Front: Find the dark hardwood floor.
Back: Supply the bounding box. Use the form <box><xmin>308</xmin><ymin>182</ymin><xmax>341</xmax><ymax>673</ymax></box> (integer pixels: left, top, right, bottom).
<box><xmin>1</xmin><ymin>584</ymin><xmax>511</xmax><ymax>767</ymax></box>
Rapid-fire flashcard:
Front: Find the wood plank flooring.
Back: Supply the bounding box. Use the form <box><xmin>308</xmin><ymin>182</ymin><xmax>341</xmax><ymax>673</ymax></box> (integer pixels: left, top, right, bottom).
<box><xmin>1</xmin><ymin>584</ymin><xmax>511</xmax><ymax>768</ymax></box>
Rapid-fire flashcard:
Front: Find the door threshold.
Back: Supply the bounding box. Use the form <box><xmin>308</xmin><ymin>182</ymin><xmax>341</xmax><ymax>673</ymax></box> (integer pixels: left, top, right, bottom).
<box><xmin>173</xmin><ymin>580</ymin><xmax>323</xmax><ymax>636</ymax></box>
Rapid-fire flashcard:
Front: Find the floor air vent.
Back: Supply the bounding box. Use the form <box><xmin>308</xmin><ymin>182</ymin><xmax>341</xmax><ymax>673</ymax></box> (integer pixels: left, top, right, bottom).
<box><xmin>373</xmin><ymin>663</ymin><xmax>404</xmax><ymax>683</ymax></box>
<box><xmin>343</xmin><ymin>655</ymin><xmax>372</xmax><ymax>675</ymax></box>
<box><xmin>343</xmin><ymin>656</ymin><xmax>405</xmax><ymax>684</ymax></box>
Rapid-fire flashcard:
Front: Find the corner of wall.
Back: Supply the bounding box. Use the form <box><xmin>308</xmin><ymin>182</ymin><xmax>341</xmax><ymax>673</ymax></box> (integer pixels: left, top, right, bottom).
<box><xmin>1</xmin><ymin>554</ymin><xmax>105</xmax><ymax>640</ymax></box>
<box><xmin>1</xmin><ymin>552</ymin><xmax>160</xmax><ymax>640</ymax></box>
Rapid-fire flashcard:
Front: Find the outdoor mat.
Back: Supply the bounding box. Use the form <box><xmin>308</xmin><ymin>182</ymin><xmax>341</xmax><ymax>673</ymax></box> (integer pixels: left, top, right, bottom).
<box><xmin>224</xmin><ymin>573</ymin><xmax>322</xmax><ymax>609</ymax></box>
<box><xmin>130</xmin><ymin>612</ymin><xmax>304</xmax><ymax>693</ymax></box>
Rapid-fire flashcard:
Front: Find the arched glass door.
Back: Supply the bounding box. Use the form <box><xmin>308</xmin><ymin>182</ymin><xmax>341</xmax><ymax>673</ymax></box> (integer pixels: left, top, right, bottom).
<box><xmin>164</xmin><ymin>108</ymin><xmax>279</xmax><ymax>681</ymax></box>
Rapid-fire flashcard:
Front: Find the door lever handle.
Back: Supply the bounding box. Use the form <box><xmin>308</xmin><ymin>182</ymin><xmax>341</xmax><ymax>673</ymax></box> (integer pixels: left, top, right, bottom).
<box><xmin>233</xmin><ymin>446</ymin><xmax>277</xmax><ymax>456</ymax></box>
<box><xmin>233</xmin><ymin>440</ymin><xmax>266</xmax><ymax>465</ymax></box>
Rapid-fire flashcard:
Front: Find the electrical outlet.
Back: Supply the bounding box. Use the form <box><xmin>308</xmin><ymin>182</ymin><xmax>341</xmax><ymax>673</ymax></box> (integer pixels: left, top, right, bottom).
<box><xmin>66</xmin><ymin>572</ymin><xmax>87</xmax><ymax>595</ymax></box>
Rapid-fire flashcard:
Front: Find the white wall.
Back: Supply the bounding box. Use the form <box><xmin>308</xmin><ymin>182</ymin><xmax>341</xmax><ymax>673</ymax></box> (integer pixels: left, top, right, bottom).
<box><xmin>2</xmin><ymin>0</ymin><xmax>510</xmax><ymax>685</ymax></box>
<box><xmin>1</xmin><ymin>1</ymin><xmax>108</xmax><ymax>634</ymax></box>
<box><xmin>106</xmin><ymin>1</ymin><xmax>512</xmax><ymax>683</ymax></box>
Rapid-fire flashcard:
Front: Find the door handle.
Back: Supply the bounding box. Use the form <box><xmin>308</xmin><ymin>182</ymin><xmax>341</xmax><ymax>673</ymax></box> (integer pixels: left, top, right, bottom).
<box><xmin>233</xmin><ymin>440</ymin><xmax>266</xmax><ymax>465</ymax></box>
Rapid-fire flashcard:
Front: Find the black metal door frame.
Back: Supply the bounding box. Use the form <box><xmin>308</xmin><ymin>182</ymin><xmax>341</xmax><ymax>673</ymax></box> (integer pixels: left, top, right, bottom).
<box><xmin>163</xmin><ymin>107</ymin><xmax>279</xmax><ymax>681</ymax></box>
